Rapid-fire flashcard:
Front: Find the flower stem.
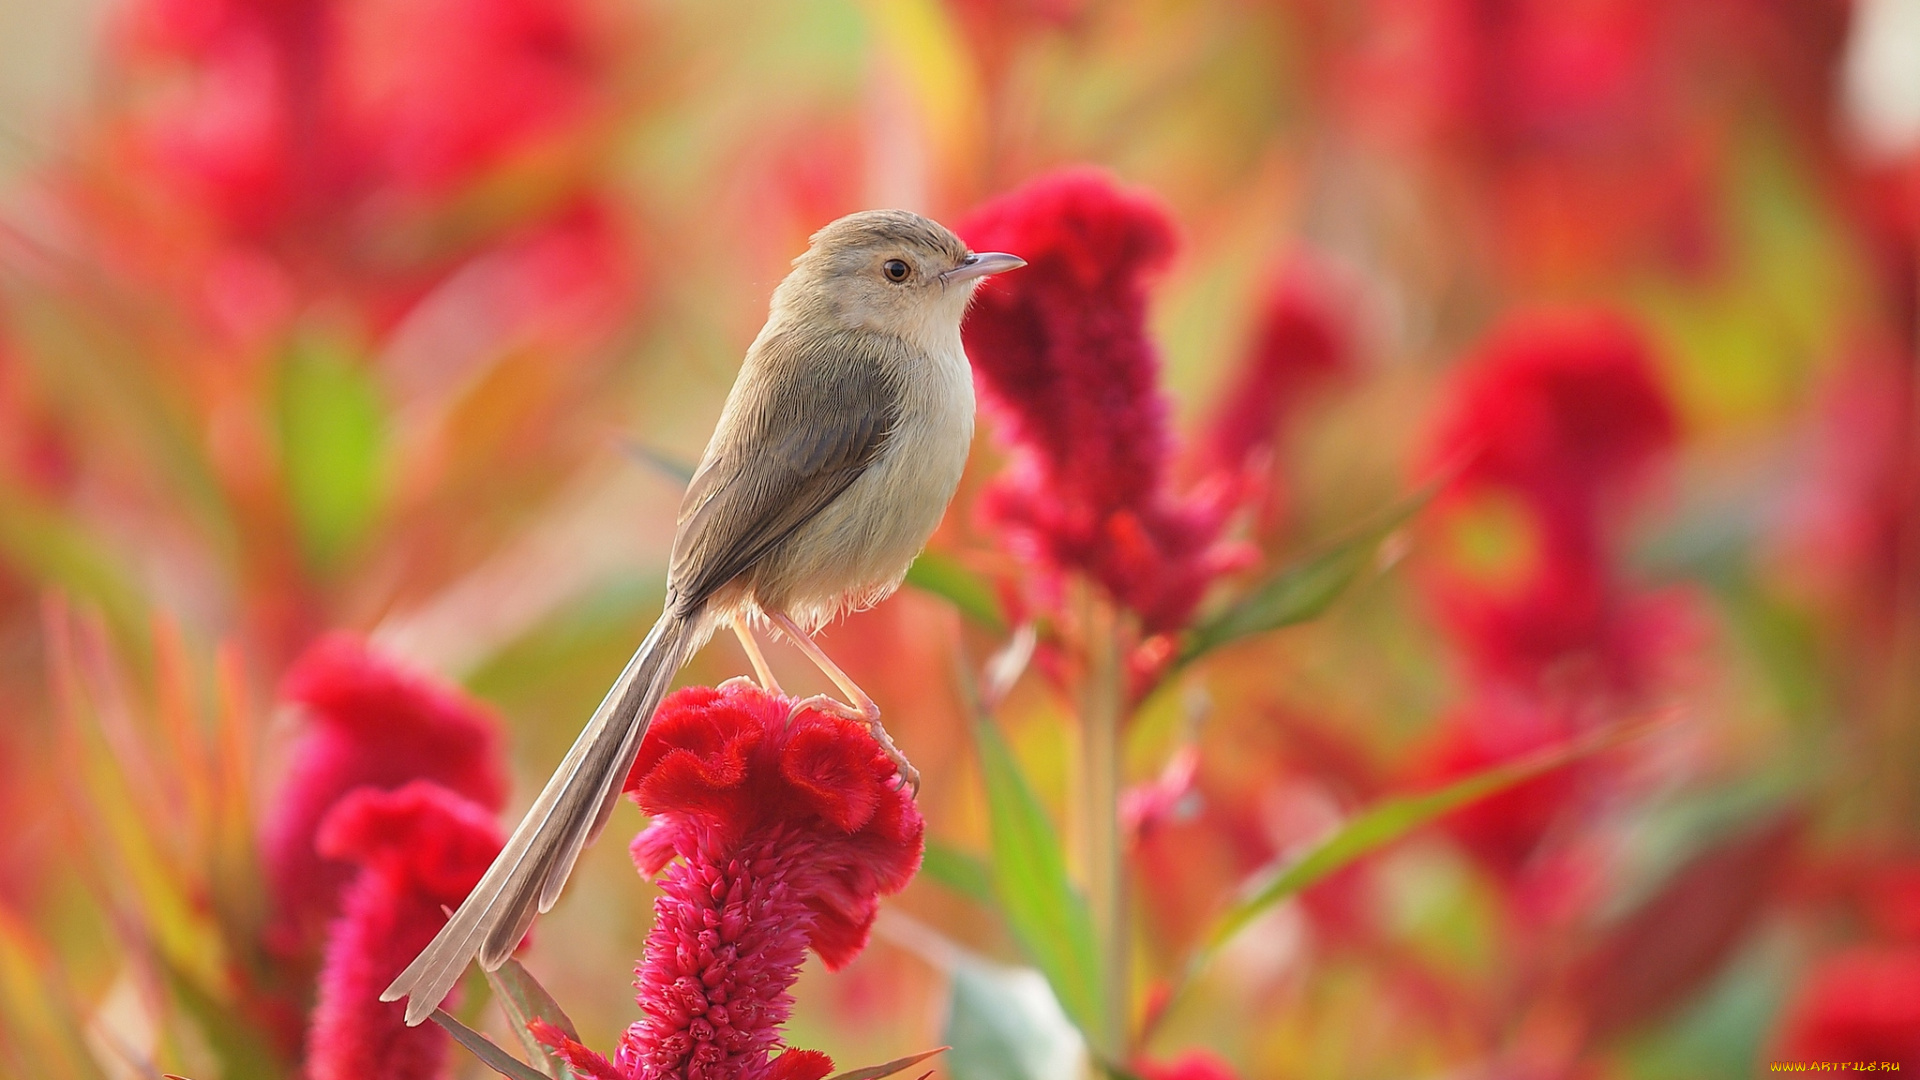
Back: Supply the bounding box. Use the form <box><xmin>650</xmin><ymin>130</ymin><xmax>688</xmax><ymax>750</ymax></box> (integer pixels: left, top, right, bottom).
<box><xmin>1080</xmin><ymin>586</ymin><xmax>1128</xmax><ymax>1060</ymax></box>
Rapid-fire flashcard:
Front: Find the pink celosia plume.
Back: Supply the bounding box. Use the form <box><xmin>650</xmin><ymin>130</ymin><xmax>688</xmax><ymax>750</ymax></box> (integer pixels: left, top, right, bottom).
<box><xmin>1203</xmin><ymin>258</ymin><xmax>1355</xmax><ymax>480</ymax></box>
<box><xmin>1417</xmin><ymin>311</ymin><xmax>1681</xmax><ymax>880</ymax></box>
<box><xmin>531</xmin><ymin>683</ymin><xmax>924</xmax><ymax>1080</ymax></box>
<box><xmin>1777</xmin><ymin>946</ymin><xmax>1920</xmax><ymax>1063</ymax></box>
<box><xmin>304</xmin><ymin>780</ymin><xmax>506</xmax><ymax>1080</ymax></box>
<box><xmin>1424</xmin><ymin>310</ymin><xmax>1679</xmax><ymax>689</ymax></box>
<box><xmin>959</xmin><ymin>167</ymin><xmax>1243</xmax><ymax>632</ymax></box>
<box><xmin>112</xmin><ymin>0</ymin><xmax>607</xmax><ymax>238</ymax></box>
<box><xmin>259</xmin><ymin>633</ymin><xmax>508</xmax><ymax>956</ymax></box>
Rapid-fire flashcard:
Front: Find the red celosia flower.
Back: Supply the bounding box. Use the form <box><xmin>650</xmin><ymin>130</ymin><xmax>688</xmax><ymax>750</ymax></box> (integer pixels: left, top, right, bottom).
<box><xmin>533</xmin><ymin>683</ymin><xmax>924</xmax><ymax>1080</ymax></box>
<box><xmin>1372</xmin><ymin>0</ymin><xmax>1668</xmax><ymax>157</ymax></box>
<box><xmin>1424</xmin><ymin>311</ymin><xmax>1678</xmax><ymax>689</ymax></box>
<box><xmin>960</xmin><ymin>168</ymin><xmax>1243</xmax><ymax>632</ymax></box>
<box><xmin>1418</xmin><ymin>312</ymin><xmax>1679</xmax><ymax>879</ymax></box>
<box><xmin>113</xmin><ymin>0</ymin><xmax>605</xmax><ymax>235</ymax></box>
<box><xmin>1784</xmin><ymin>352</ymin><xmax>1920</xmax><ymax>650</ymax></box>
<box><xmin>304</xmin><ymin>780</ymin><xmax>506</xmax><ymax>1080</ymax></box>
<box><xmin>259</xmin><ymin>633</ymin><xmax>508</xmax><ymax>956</ymax></box>
<box><xmin>1335</xmin><ymin>0</ymin><xmax>1726</xmax><ymax>279</ymax></box>
<box><xmin>1203</xmin><ymin>258</ymin><xmax>1355</xmax><ymax>482</ymax></box>
<box><xmin>338</xmin><ymin>0</ymin><xmax>604</xmax><ymax>201</ymax></box>
<box><xmin>1776</xmin><ymin>946</ymin><xmax>1920</xmax><ymax>1063</ymax></box>
<box><xmin>94</xmin><ymin>0</ymin><xmax>627</xmax><ymax>353</ymax></box>
<box><xmin>1862</xmin><ymin>860</ymin><xmax>1920</xmax><ymax>942</ymax></box>
<box><xmin>1432</xmin><ymin>312</ymin><xmax>1676</xmax><ymax>509</ymax></box>
<box><xmin>1421</xmin><ymin>691</ymin><xmax>1591</xmax><ymax>882</ymax></box>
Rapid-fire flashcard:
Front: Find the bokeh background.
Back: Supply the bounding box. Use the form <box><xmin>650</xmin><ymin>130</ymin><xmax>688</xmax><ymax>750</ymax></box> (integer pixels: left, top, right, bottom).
<box><xmin>1</xmin><ymin>0</ymin><xmax>1918</xmax><ymax>1077</ymax></box>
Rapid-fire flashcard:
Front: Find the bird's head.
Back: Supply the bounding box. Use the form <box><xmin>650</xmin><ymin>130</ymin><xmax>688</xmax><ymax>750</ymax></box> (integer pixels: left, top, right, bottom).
<box><xmin>777</xmin><ymin>209</ymin><xmax>1025</xmax><ymax>345</ymax></box>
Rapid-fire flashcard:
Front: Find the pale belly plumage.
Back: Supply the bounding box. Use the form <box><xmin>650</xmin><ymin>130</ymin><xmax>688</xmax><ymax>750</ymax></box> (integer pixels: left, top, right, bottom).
<box><xmin>743</xmin><ymin>336</ymin><xmax>975</xmax><ymax>630</ymax></box>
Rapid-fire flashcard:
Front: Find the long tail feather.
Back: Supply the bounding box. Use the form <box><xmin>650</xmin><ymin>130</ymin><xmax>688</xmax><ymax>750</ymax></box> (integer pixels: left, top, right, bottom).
<box><xmin>381</xmin><ymin>611</ymin><xmax>694</xmax><ymax>1025</ymax></box>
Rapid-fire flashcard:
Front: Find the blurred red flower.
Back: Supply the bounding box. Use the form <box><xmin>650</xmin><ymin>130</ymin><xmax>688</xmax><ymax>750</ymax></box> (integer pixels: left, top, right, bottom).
<box><xmin>1136</xmin><ymin>1050</ymin><xmax>1244</xmax><ymax>1080</ymax></box>
<box><xmin>112</xmin><ymin>0</ymin><xmax>606</xmax><ymax>239</ymax></box>
<box><xmin>259</xmin><ymin>633</ymin><xmax>508</xmax><ymax>958</ymax></box>
<box><xmin>1425</xmin><ymin>311</ymin><xmax>1679</xmax><ymax>690</ymax></box>
<box><xmin>1777</xmin><ymin>946</ymin><xmax>1920</xmax><ymax>1064</ymax></box>
<box><xmin>1336</xmin><ymin>0</ymin><xmax>1726</xmax><ymax>280</ymax></box>
<box><xmin>960</xmin><ymin>167</ymin><xmax>1243</xmax><ymax>632</ymax></box>
<box><xmin>1785</xmin><ymin>351</ymin><xmax>1920</xmax><ymax>651</ymax></box>
<box><xmin>1201</xmin><ymin>256</ymin><xmax>1355</xmax><ymax>526</ymax></box>
<box><xmin>1862</xmin><ymin>860</ymin><xmax>1920</xmax><ymax>942</ymax></box>
<box><xmin>1422</xmin><ymin>691</ymin><xmax>1590</xmax><ymax>882</ymax></box>
<box><xmin>304</xmin><ymin>780</ymin><xmax>505</xmax><ymax>1080</ymax></box>
<box><xmin>337</xmin><ymin>0</ymin><xmax>602</xmax><ymax>199</ymax></box>
<box><xmin>1418</xmin><ymin>312</ymin><xmax>1679</xmax><ymax>881</ymax></box>
<box><xmin>1433</xmin><ymin>312</ymin><xmax>1675</xmax><ymax>529</ymax></box>
<box><xmin>86</xmin><ymin>0</ymin><xmax>632</xmax><ymax>360</ymax></box>
<box><xmin>533</xmin><ymin>683</ymin><xmax>924</xmax><ymax>1080</ymax></box>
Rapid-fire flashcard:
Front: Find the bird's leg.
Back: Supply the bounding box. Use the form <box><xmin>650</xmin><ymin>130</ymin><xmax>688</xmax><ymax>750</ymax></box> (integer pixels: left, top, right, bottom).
<box><xmin>767</xmin><ymin>611</ymin><xmax>920</xmax><ymax>795</ymax></box>
<box><xmin>720</xmin><ymin>613</ymin><xmax>783</xmax><ymax>696</ymax></box>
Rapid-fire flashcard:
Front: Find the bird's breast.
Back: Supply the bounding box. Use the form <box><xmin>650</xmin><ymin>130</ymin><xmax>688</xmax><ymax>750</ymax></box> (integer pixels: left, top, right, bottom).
<box><xmin>753</xmin><ymin>336</ymin><xmax>975</xmax><ymax>628</ymax></box>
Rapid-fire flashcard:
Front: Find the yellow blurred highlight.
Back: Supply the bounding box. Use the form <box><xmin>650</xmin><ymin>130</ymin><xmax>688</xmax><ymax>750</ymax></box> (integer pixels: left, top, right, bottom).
<box><xmin>861</xmin><ymin>0</ymin><xmax>985</xmax><ymax>203</ymax></box>
<box><xmin>1435</xmin><ymin>491</ymin><xmax>1545</xmax><ymax>598</ymax></box>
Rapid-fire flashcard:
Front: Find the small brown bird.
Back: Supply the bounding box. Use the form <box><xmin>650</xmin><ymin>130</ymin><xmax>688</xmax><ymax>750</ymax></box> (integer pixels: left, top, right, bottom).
<box><xmin>383</xmin><ymin>210</ymin><xmax>1024</xmax><ymax>1024</ymax></box>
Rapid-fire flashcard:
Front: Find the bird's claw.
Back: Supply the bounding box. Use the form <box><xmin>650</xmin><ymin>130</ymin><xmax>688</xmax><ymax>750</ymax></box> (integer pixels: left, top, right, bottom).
<box><xmin>788</xmin><ymin>693</ymin><xmax>862</xmax><ymax>722</ymax></box>
<box><xmin>788</xmin><ymin>694</ymin><xmax>920</xmax><ymax>798</ymax></box>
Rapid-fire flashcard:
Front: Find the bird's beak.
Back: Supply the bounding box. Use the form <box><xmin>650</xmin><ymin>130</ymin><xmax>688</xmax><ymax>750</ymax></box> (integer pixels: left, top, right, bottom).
<box><xmin>942</xmin><ymin>251</ymin><xmax>1026</xmax><ymax>283</ymax></box>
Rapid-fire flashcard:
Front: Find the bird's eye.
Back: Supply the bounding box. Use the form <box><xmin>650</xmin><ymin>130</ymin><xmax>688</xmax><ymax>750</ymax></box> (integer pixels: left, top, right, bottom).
<box><xmin>882</xmin><ymin>259</ymin><xmax>911</xmax><ymax>282</ymax></box>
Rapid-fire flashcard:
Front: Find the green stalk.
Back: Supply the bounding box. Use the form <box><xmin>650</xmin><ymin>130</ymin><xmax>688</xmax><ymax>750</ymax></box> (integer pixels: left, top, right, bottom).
<box><xmin>1079</xmin><ymin>586</ymin><xmax>1128</xmax><ymax>1060</ymax></box>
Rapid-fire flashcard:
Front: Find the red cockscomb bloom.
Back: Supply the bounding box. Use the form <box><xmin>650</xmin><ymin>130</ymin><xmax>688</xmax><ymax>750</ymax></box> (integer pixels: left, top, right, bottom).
<box><xmin>1861</xmin><ymin>860</ymin><xmax>1920</xmax><ymax>942</ymax></box>
<box><xmin>1418</xmin><ymin>312</ymin><xmax>1679</xmax><ymax>880</ymax></box>
<box><xmin>1204</xmin><ymin>258</ymin><xmax>1354</xmax><ymax>480</ymax></box>
<box><xmin>532</xmin><ymin>683</ymin><xmax>924</xmax><ymax>1080</ymax></box>
<box><xmin>1433</xmin><ymin>312</ymin><xmax>1675</xmax><ymax>512</ymax></box>
<box><xmin>1424</xmin><ymin>311</ymin><xmax>1678</xmax><ymax>689</ymax></box>
<box><xmin>260</xmin><ymin>633</ymin><xmax>508</xmax><ymax>957</ymax></box>
<box><xmin>1336</xmin><ymin>0</ymin><xmax>1726</xmax><ymax>280</ymax></box>
<box><xmin>112</xmin><ymin>0</ymin><xmax>605</xmax><ymax>238</ymax></box>
<box><xmin>1421</xmin><ymin>691</ymin><xmax>1591</xmax><ymax>882</ymax></box>
<box><xmin>305</xmin><ymin>781</ymin><xmax>506</xmax><ymax>1080</ymax></box>
<box><xmin>339</xmin><ymin>0</ymin><xmax>603</xmax><ymax>199</ymax></box>
<box><xmin>960</xmin><ymin>167</ymin><xmax>1243</xmax><ymax>632</ymax></box>
<box><xmin>1776</xmin><ymin>946</ymin><xmax>1920</xmax><ymax>1064</ymax></box>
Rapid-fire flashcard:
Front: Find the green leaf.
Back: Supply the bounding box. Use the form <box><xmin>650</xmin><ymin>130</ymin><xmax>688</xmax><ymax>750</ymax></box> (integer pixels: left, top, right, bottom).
<box><xmin>430</xmin><ymin>1008</ymin><xmax>552</xmax><ymax>1080</ymax></box>
<box><xmin>619</xmin><ymin>439</ymin><xmax>696</xmax><ymax>486</ymax></box>
<box><xmin>971</xmin><ymin>719</ymin><xmax>1105</xmax><ymax>1041</ymax></box>
<box><xmin>920</xmin><ymin>839</ymin><xmax>995</xmax><ymax>906</ymax></box>
<box><xmin>483</xmin><ymin>959</ymin><xmax>582</xmax><ymax>1079</ymax></box>
<box><xmin>155</xmin><ymin>955</ymin><xmax>290</xmax><ymax>1079</ymax></box>
<box><xmin>905</xmin><ymin>551</ymin><xmax>1005</xmax><ymax>631</ymax></box>
<box><xmin>277</xmin><ymin>337</ymin><xmax>387</xmax><ymax>571</ymax></box>
<box><xmin>0</xmin><ymin>483</ymin><xmax>145</xmax><ymax>638</ymax></box>
<box><xmin>1192</xmin><ymin>720</ymin><xmax>1655</xmax><ymax>970</ymax></box>
<box><xmin>1178</xmin><ymin>484</ymin><xmax>1436</xmax><ymax>666</ymax></box>
<box><xmin>942</xmin><ymin>961</ymin><xmax>1087</xmax><ymax>1080</ymax></box>
<box><xmin>825</xmin><ymin>1046</ymin><xmax>948</xmax><ymax>1080</ymax></box>
<box><xmin>0</xmin><ymin>914</ymin><xmax>115</xmax><ymax>1080</ymax></box>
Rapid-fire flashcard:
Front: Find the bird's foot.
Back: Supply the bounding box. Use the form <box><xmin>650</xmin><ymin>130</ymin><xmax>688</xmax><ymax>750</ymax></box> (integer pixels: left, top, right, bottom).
<box><xmin>788</xmin><ymin>694</ymin><xmax>921</xmax><ymax>797</ymax></box>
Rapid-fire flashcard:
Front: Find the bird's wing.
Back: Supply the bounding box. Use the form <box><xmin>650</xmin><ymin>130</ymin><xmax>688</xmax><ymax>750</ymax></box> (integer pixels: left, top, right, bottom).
<box><xmin>667</xmin><ymin>327</ymin><xmax>901</xmax><ymax>611</ymax></box>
